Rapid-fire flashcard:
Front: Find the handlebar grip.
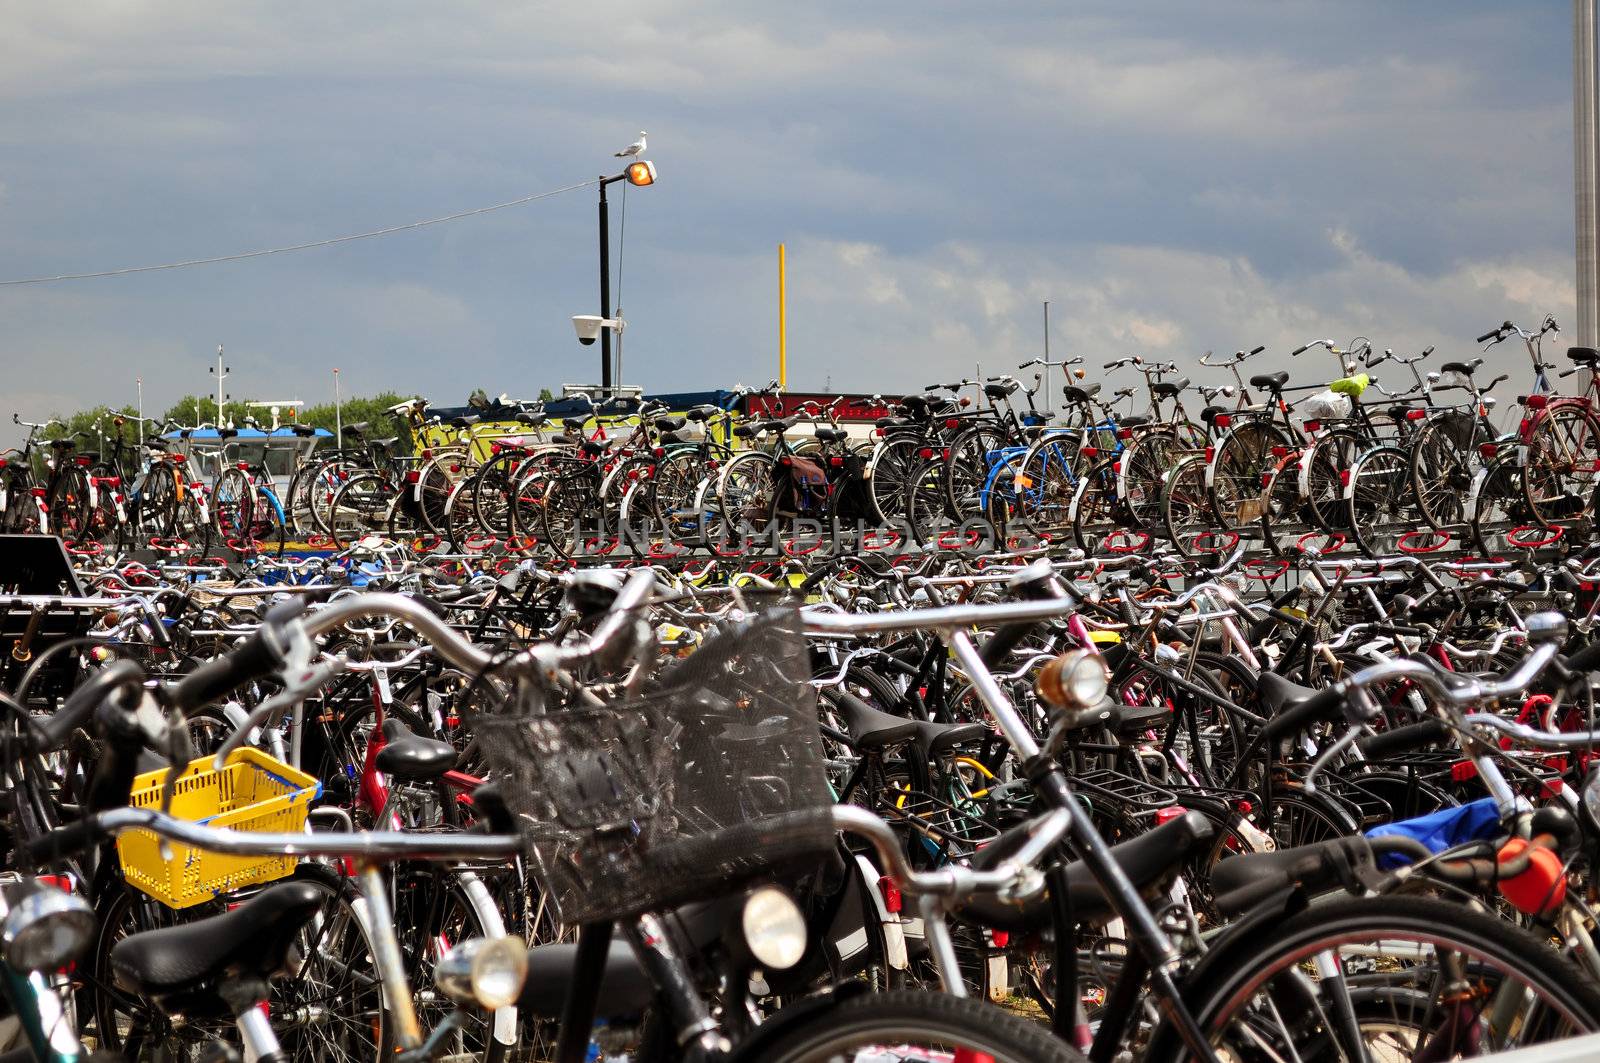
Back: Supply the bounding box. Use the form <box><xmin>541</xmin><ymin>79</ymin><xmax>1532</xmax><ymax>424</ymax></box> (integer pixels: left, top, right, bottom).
<box><xmin>1475</xmin><ymin>328</ymin><xmax>1500</xmax><ymax>343</ymax></box>
<box><xmin>23</xmin><ymin>816</ymin><xmax>107</xmax><ymax>863</ymax></box>
<box><xmin>166</xmin><ymin>634</ymin><xmax>280</xmax><ymax>712</ymax></box>
<box><xmin>1101</xmin><ymin>361</ymin><xmax>1121</xmax><ymax>370</ymax></box>
<box><xmin>1260</xmin><ymin>684</ymin><xmax>1345</xmax><ymax>741</ymax></box>
<box><xmin>1354</xmin><ymin>718</ymin><xmax>1449</xmax><ymax>760</ymax></box>
<box><xmin>1290</xmin><ymin>345</ymin><xmax>1308</xmax><ymax>356</ymax></box>
<box><xmin>1250</xmin><ymin>345</ymin><xmax>1265</xmax><ymax>355</ymax></box>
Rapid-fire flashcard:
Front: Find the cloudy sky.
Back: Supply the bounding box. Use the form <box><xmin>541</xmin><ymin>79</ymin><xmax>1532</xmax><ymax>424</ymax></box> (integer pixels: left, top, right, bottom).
<box><xmin>0</xmin><ymin>1</ymin><xmax>1582</xmax><ymax>439</ymax></box>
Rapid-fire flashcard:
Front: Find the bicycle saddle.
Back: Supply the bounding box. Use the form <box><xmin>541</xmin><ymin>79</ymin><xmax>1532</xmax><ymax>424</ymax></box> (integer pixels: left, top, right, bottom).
<box><xmin>375</xmin><ymin>717</ymin><xmax>457</xmax><ymax>779</ymax></box>
<box><xmin>733</xmin><ymin>424</ymin><xmax>758</xmax><ymax>439</ymax></box>
<box><xmin>959</xmin><ymin>809</ymin><xmax>1214</xmax><ymax>931</ymax></box>
<box><xmin>1118</xmin><ymin>415</ymin><xmax>1150</xmax><ymax>429</ymax></box>
<box><xmin>47</xmin><ymin>438</ymin><xmax>75</xmax><ymax>450</ymax></box>
<box><xmin>562</xmin><ymin>417</ymin><xmax>588</xmax><ymax>431</ymax></box>
<box><xmin>814</xmin><ymin>427</ymin><xmax>849</xmax><ymax>443</ymax></box>
<box><xmin>371</xmin><ymin>437</ymin><xmax>400</xmax><ymax>451</ymax></box>
<box><xmin>75</xmin><ymin>451</ymin><xmax>100</xmax><ymax>464</ymax></box>
<box><xmin>876</xmin><ymin>417</ymin><xmax>913</xmax><ymax>430</ymax></box>
<box><xmin>216</xmin><ymin>428</ymin><xmax>239</xmax><ymax>440</ymax></box>
<box><xmin>580</xmin><ymin>439</ymin><xmax>609</xmax><ymax>456</ymax></box>
<box><xmin>1441</xmin><ymin>358</ymin><xmax>1483</xmax><ymax>375</ymax></box>
<box><xmin>1256</xmin><ymin>671</ymin><xmax>1320</xmax><ymax>717</ymax></box>
<box><xmin>110</xmin><ymin>880</ymin><xmax>326</xmax><ymax>1004</ymax></box>
<box><xmin>144</xmin><ymin>437</ymin><xmax>170</xmax><ymax>449</ymax></box>
<box><xmin>515</xmin><ymin>412</ymin><xmax>543</xmax><ymax>426</ymax></box>
<box><xmin>341</xmin><ymin>422</ymin><xmax>369</xmax><ymax>436</ymax></box>
<box><xmin>1250</xmin><ymin>371</ymin><xmax>1290</xmax><ymax>392</ymax></box>
<box><xmin>685</xmin><ymin>405</ymin><xmax>718</xmax><ymax>422</ymax></box>
<box><xmin>910</xmin><ymin>719</ymin><xmax>988</xmax><ymax>758</ymax></box>
<box><xmin>288</xmin><ymin>424</ymin><xmax>318</xmax><ymax>437</ymax></box>
<box><xmin>653</xmin><ymin>415</ymin><xmax>687</xmax><ymax>432</ymax></box>
<box><xmin>1063</xmin><ymin>383</ymin><xmax>1103</xmax><ymax>404</ymax></box>
<box><xmin>984</xmin><ymin>381</ymin><xmax>1020</xmax><ymax>400</ymax></box>
<box><xmin>449</xmin><ymin>415</ymin><xmax>481</xmax><ymax>429</ymax></box>
<box><xmin>831</xmin><ymin>691</ymin><xmax>918</xmax><ymax>750</ymax></box>
<box><xmin>1569</xmin><ymin>346</ymin><xmax>1598</xmax><ymax>366</ymax></box>
<box><xmin>1199</xmin><ymin>405</ymin><xmax>1229</xmax><ymax>424</ymax></box>
<box><xmin>1209</xmin><ymin>835</ymin><xmax>1376</xmax><ymax>917</ymax></box>
<box><xmin>1151</xmin><ymin>377</ymin><xmax>1189</xmax><ymax>399</ymax></box>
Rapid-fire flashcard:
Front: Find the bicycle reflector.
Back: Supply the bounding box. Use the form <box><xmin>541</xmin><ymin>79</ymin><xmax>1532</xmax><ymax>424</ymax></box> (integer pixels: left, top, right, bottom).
<box><xmin>1525</xmin><ymin>394</ymin><xmax>1549</xmax><ymax>409</ymax></box>
<box><xmin>1214</xmin><ymin>414</ymin><xmax>1232</xmax><ymax>428</ymax></box>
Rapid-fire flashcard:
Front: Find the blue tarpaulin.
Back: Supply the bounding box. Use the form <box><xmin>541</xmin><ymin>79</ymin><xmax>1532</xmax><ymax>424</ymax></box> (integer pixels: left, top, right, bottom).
<box><xmin>1365</xmin><ymin>797</ymin><xmax>1502</xmax><ymax>869</ymax></box>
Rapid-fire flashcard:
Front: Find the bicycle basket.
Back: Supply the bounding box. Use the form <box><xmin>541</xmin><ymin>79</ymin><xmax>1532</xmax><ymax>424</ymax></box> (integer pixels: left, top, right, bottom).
<box><xmin>476</xmin><ymin>607</ymin><xmax>834</xmax><ymax>925</ymax></box>
<box><xmin>117</xmin><ymin>748</ymin><xmax>320</xmax><ymax>909</ymax></box>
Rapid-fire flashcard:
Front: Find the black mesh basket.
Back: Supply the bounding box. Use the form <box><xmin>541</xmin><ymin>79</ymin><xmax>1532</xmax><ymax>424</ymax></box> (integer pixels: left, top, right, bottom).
<box><xmin>476</xmin><ymin>607</ymin><xmax>835</xmax><ymax>925</ymax></box>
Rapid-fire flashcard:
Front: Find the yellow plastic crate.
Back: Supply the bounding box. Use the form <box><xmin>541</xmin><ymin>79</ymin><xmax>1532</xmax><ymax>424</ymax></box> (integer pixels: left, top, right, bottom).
<box><xmin>116</xmin><ymin>748</ymin><xmax>320</xmax><ymax>909</ymax></box>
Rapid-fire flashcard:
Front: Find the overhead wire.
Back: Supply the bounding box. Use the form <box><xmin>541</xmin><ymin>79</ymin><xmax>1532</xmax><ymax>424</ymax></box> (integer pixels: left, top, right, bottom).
<box><xmin>0</xmin><ymin>178</ymin><xmax>597</xmax><ymax>287</ymax></box>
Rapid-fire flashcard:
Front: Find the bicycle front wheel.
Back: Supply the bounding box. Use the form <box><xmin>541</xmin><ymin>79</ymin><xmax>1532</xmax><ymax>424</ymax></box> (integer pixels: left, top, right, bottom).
<box><xmin>737</xmin><ymin>988</ymin><xmax>1083</xmax><ymax>1063</ymax></box>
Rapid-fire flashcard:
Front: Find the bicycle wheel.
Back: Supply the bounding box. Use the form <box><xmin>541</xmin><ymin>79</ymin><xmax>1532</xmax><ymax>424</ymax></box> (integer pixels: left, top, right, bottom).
<box><xmin>716</xmin><ymin>450</ymin><xmax>778</xmax><ymax>545</ymax></box>
<box><xmin>47</xmin><ymin>464</ymin><xmax>92</xmax><ymax>541</ymax></box>
<box><xmin>1069</xmin><ymin>457</ymin><xmax>1122</xmax><ymax>553</ymax></box>
<box><xmin>1153</xmin><ymin>894</ymin><xmax>1600</xmax><ymax>1062</ymax></box>
<box><xmin>1208</xmin><ymin>420</ymin><xmax>1290</xmax><ymax>531</ymax></box>
<box><xmin>1301</xmin><ymin>426</ymin><xmax>1364</xmax><ymax>532</ymax></box>
<box><xmin>1409</xmin><ymin>411</ymin><xmax>1488</xmax><ymax>531</ymax></box>
<box><xmin>1017</xmin><ymin>436</ymin><xmax>1078</xmax><ymax>536</ymax></box>
<box><xmin>943</xmin><ymin>424</ymin><xmax>1009</xmax><ymax>519</ymax></box>
<box><xmin>737</xmin><ymin>988</ymin><xmax>1083</xmax><ymax>1063</ymax></box>
<box><xmin>1522</xmin><ymin>403</ymin><xmax>1600</xmax><ymax>526</ymax></box>
<box><xmin>327</xmin><ymin>472</ymin><xmax>398</xmax><ymax>547</ymax></box>
<box><xmin>1118</xmin><ymin>429</ymin><xmax>1184</xmax><ymax>529</ymax></box>
<box><xmin>1162</xmin><ymin>453</ymin><xmax>1217</xmax><ymax>557</ymax></box>
<box><xmin>1469</xmin><ymin>455</ymin><xmax>1527</xmax><ymax>555</ymax></box>
<box><xmin>866</xmin><ymin>436</ymin><xmax>925</xmax><ymax>524</ymax></box>
<box><xmin>211</xmin><ymin>467</ymin><xmax>255</xmax><ymax>544</ymax></box>
<box><xmin>137</xmin><ymin>462</ymin><xmax>180</xmax><ymax>539</ymax></box>
<box><xmin>1344</xmin><ymin>444</ymin><xmax>1412</xmax><ymax>558</ymax></box>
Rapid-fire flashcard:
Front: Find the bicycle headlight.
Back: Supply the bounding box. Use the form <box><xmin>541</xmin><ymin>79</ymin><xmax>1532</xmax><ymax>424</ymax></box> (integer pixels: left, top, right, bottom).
<box><xmin>1036</xmin><ymin>649</ymin><xmax>1109</xmax><ymax>710</ymax></box>
<box><xmin>740</xmin><ymin>886</ymin><xmax>807</xmax><ymax>971</ymax></box>
<box><xmin>433</xmin><ymin>936</ymin><xmax>527</xmax><ymax>1011</ymax></box>
<box><xmin>2</xmin><ymin>888</ymin><xmax>95</xmax><ymax>973</ymax></box>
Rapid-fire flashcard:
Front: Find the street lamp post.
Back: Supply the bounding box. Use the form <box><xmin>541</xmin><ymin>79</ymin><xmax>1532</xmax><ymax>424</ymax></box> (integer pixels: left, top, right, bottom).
<box><xmin>592</xmin><ymin>160</ymin><xmax>655</xmax><ymax>394</ymax></box>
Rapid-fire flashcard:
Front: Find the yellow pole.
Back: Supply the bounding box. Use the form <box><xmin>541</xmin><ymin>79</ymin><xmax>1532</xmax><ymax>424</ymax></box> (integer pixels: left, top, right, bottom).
<box><xmin>778</xmin><ymin>242</ymin><xmax>788</xmax><ymax>388</ymax></box>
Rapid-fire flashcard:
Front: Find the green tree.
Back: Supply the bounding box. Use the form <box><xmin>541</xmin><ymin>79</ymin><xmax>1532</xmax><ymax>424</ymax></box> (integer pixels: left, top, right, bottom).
<box><xmin>41</xmin><ymin>404</ymin><xmax>143</xmax><ymax>451</ymax></box>
<box><xmin>296</xmin><ymin>392</ymin><xmax>416</xmax><ymax>451</ymax></box>
<box><xmin>538</xmin><ymin>387</ymin><xmax>555</xmax><ymax>403</ymax></box>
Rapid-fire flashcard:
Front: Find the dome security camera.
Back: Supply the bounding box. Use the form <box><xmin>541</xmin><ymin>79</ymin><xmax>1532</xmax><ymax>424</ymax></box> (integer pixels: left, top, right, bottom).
<box><xmin>572</xmin><ymin>315</ymin><xmax>604</xmax><ymax>346</ymax></box>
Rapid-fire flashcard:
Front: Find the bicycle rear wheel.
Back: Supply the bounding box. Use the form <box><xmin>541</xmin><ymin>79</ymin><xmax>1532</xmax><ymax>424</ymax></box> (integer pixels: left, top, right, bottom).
<box><xmin>1152</xmin><ymin>894</ymin><xmax>1600</xmax><ymax>1062</ymax></box>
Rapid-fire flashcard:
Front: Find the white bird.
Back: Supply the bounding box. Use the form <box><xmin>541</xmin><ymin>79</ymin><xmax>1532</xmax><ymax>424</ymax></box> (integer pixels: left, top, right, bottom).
<box><xmin>614</xmin><ymin>131</ymin><xmax>647</xmax><ymax>159</ymax></box>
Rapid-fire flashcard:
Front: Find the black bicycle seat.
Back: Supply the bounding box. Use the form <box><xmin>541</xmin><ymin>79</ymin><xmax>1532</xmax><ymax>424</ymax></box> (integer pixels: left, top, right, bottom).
<box><xmin>1250</xmin><ymin>371</ymin><xmax>1290</xmax><ymax>392</ymax></box>
<box><xmin>341</xmin><ymin>422</ymin><xmax>370</xmax><ymax>436</ymax></box>
<box><xmin>831</xmin><ymin>692</ymin><xmax>918</xmax><ymax>750</ymax></box>
<box><xmin>375</xmin><ymin>717</ymin><xmax>457</xmax><ymax>780</ymax></box>
<box><xmin>1569</xmin><ymin>346</ymin><xmax>1598</xmax><ymax>366</ymax></box>
<box><xmin>110</xmin><ymin>880</ymin><xmax>326</xmax><ymax>1003</ymax></box>
<box><xmin>1152</xmin><ymin>377</ymin><xmax>1189</xmax><ymax>399</ymax></box>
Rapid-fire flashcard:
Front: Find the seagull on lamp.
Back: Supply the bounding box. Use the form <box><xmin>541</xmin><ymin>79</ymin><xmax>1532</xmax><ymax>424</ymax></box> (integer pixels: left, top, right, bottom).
<box><xmin>614</xmin><ymin>131</ymin><xmax>647</xmax><ymax>159</ymax></box>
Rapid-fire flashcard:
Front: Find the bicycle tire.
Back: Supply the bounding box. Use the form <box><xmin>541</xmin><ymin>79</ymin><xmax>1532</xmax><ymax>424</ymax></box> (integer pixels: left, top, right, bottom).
<box><xmin>1148</xmin><ymin>893</ymin><xmax>1600</xmax><ymax>1062</ymax></box>
<box><xmin>733</xmin><ymin>988</ymin><xmax>1084</xmax><ymax>1063</ymax></box>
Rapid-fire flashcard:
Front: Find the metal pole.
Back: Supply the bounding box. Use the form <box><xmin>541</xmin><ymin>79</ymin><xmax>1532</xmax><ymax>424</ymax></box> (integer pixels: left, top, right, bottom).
<box><xmin>599</xmin><ymin>180</ymin><xmax>613</xmax><ymax>395</ymax></box>
<box><xmin>1043</xmin><ymin>301</ymin><xmax>1051</xmax><ymax>403</ymax></box>
<box><xmin>216</xmin><ymin>344</ymin><xmax>228</xmax><ymax>426</ymax></box>
<box><xmin>1577</xmin><ymin>0</ymin><xmax>1599</xmax><ymax>345</ymax></box>
<box><xmin>136</xmin><ymin>377</ymin><xmax>143</xmax><ymax>426</ymax></box>
<box><xmin>333</xmin><ymin>368</ymin><xmax>342</xmax><ymax>442</ymax></box>
<box><xmin>779</xmin><ymin>243</ymin><xmax>788</xmax><ymax>389</ymax></box>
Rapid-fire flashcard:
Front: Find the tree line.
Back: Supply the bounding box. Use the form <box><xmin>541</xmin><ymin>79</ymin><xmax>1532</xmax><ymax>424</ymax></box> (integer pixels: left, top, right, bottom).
<box><xmin>29</xmin><ymin>387</ymin><xmax>561</xmax><ymax>454</ymax></box>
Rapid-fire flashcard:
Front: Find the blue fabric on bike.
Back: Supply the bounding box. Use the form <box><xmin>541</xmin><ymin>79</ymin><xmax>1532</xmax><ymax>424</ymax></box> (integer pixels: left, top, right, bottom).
<box><xmin>1365</xmin><ymin>797</ymin><xmax>1501</xmax><ymax>869</ymax></box>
